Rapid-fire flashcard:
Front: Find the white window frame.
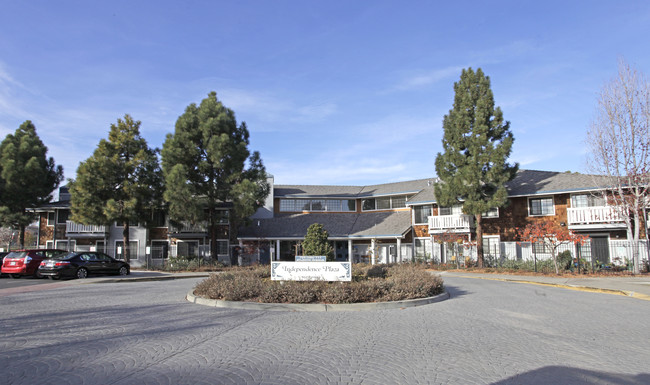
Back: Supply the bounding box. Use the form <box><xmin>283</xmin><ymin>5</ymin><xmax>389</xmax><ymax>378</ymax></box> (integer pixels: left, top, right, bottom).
<box><xmin>528</xmin><ymin>196</ymin><xmax>555</xmax><ymax>217</ymax></box>
<box><xmin>413</xmin><ymin>205</ymin><xmax>433</xmax><ymax>224</ymax></box>
<box><xmin>483</xmin><ymin>207</ymin><xmax>499</xmax><ymax>218</ymax></box>
<box><xmin>570</xmin><ymin>193</ymin><xmax>606</xmax><ymax>208</ymax></box>
<box><xmin>115</xmin><ymin>240</ymin><xmax>139</xmax><ymax>260</ymax></box>
<box><xmin>47</xmin><ymin>212</ymin><xmax>56</xmax><ymax>226</ymax></box>
<box><xmin>439</xmin><ymin>205</ymin><xmax>463</xmax><ymax>216</ymax></box>
<box><xmin>482</xmin><ymin>235</ymin><xmax>500</xmax><ymax>257</ymax></box>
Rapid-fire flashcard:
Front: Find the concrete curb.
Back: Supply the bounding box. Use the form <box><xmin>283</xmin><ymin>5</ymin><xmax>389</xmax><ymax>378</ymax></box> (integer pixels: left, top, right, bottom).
<box><xmin>76</xmin><ymin>273</ymin><xmax>211</xmax><ymax>284</ymax></box>
<box><xmin>186</xmin><ymin>290</ymin><xmax>450</xmax><ymax>312</ymax></box>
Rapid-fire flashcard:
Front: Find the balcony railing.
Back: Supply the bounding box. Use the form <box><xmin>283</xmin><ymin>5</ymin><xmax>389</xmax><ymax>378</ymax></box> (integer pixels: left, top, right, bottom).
<box><xmin>66</xmin><ymin>221</ymin><xmax>107</xmax><ymax>234</ymax></box>
<box><xmin>428</xmin><ymin>214</ymin><xmax>474</xmax><ymax>233</ymax></box>
<box><xmin>170</xmin><ymin>221</ymin><xmax>208</xmax><ymax>233</ymax></box>
<box><xmin>567</xmin><ymin>206</ymin><xmax>625</xmax><ymax>225</ymax></box>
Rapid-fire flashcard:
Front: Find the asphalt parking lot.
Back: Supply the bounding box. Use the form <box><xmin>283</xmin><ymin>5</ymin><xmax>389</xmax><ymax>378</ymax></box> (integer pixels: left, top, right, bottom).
<box><xmin>1</xmin><ymin>273</ymin><xmax>649</xmax><ymax>384</ymax></box>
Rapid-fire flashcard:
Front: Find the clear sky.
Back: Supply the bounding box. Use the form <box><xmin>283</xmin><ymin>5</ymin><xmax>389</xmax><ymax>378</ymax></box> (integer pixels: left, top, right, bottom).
<box><xmin>1</xmin><ymin>0</ymin><xmax>649</xmax><ymax>186</ymax></box>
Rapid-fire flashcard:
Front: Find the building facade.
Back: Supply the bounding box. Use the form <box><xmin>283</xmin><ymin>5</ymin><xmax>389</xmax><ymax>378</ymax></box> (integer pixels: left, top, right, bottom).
<box><xmin>238</xmin><ymin>170</ymin><xmax>649</xmax><ymax>267</ymax></box>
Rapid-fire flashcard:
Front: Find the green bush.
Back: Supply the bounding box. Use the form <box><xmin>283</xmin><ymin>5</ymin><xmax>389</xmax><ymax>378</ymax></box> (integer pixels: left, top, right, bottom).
<box><xmin>193</xmin><ymin>263</ymin><xmax>444</xmax><ymax>304</ymax></box>
<box><xmin>557</xmin><ymin>250</ymin><xmax>573</xmax><ymax>271</ymax></box>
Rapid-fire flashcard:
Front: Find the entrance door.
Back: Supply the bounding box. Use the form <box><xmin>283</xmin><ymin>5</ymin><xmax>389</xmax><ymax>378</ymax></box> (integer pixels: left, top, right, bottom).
<box><xmin>591</xmin><ymin>236</ymin><xmax>610</xmax><ymax>264</ymax></box>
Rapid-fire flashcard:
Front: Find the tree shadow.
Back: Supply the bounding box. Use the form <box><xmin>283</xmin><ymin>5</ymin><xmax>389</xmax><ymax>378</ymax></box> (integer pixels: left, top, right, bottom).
<box><xmin>491</xmin><ymin>365</ymin><xmax>650</xmax><ymax>385</ymax></box>
<box><xmin>441</xmin><ymin>283</ymin><xmax>470</xmax><ymax>299</ymax></box>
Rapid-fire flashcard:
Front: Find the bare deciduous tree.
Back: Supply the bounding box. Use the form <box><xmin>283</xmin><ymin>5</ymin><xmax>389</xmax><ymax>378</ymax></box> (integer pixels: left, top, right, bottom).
<box><xmin>586</xmin><ymin>59</ymin><xmax>650</xmax><ymax>274</ymax></box>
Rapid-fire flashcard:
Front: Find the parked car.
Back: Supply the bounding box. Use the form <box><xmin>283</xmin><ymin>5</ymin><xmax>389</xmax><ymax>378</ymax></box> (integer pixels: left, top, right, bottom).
<box><xmin>1</xmin><ymin>249</ymin><xmax>67</xmax><ymax>278</ymax></box>
<box><xmin>38</xmin><ymin>251</ymin><xmax>130</xmax><ymax>279</ymax></box>
<box><xmin>0</xmin><ymin>252</ymin><xmax>9</xmax><ymax>277</ymax></box>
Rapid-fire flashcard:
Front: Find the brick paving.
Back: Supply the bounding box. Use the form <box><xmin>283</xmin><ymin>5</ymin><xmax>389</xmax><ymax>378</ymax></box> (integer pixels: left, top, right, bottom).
<box><xmin>1</xmin><ymin>276</ymin><xmax>648</xmax><ymax>384</ymax></box>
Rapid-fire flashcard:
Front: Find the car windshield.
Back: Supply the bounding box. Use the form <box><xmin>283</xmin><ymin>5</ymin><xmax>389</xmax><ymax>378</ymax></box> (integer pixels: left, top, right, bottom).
<box><xmin>5</xmin><ymin>252</ymin><xmax>28</xmax><ymax>259</ymax></box>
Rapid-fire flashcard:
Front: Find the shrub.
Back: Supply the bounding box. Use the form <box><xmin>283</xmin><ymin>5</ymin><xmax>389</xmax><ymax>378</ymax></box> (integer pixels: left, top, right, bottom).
<box><xmin>193</xmin><ymin>263</ymin><xmax>444</xmax><ymax>304</ymax></box>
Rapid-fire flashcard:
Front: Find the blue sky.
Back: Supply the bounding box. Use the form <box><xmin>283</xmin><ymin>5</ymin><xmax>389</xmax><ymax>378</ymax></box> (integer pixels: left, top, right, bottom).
<box><xmin>1</xmin><ymin>1</ymin><xmax>649</xmax><ymax>186</ymax></box>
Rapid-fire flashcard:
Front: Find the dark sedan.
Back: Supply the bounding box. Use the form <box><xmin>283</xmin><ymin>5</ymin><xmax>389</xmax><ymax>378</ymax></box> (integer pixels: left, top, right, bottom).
<box><xmin>38</xmin><ymin>252</ymin><xmax>130</xmax><ymax>279</ymax></box>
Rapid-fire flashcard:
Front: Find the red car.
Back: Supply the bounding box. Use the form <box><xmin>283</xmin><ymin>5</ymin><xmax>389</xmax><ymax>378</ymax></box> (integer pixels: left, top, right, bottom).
<box><xmin>1</xmin><ymin>249</ymin><xmax>67</xmax><ymax>278</ymax></box>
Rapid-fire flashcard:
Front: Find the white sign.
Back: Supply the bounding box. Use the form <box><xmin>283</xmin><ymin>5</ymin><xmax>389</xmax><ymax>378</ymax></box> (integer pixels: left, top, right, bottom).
<box><xmin>271</xmin><ymin>262</ymin><xmax>351</xmax><ymax>281</ymax></box>
<box><xmin>295</xmin><ymin>255</ymin><xmax>326</xmax><ymax>262</ymax></box>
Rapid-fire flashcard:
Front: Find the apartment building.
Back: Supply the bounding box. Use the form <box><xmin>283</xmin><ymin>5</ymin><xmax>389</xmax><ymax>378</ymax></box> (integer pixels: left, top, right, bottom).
<box><xmin>238</xmin><ymin>170</ymin><xmax>648</xmax><ymax>265</ymax></box>
<box><xmin>31</xmin><ymin>169</ymin><xmax>648</xmax><ymax>267</ymax></box>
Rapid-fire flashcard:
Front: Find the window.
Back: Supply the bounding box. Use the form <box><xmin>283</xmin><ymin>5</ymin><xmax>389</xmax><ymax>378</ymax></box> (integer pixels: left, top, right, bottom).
<box><xmin>116</xmin><ymin>241</ymin><xmax>138</xmax><ymax>259</ymax></box>
<box><xmin>571</xmin><ymin>193</ymin><xmax>605</xmax><ymax>208</ymax></box>
<box><xmin>391</xmin><ymin>196</ymin><xmax>407</xmax><ymax>208</ymax></box>
<box><xmin>529</xmin><ymin>197</ymin><xmax>554</xmax><ymax>216</ymax></box>
<box><xmin>376</xmin><ymin>197</ymin><xmax>391</xmax><ymax>210</ymax></box>
<box><xmin>415</xmin><ymin>238</ymin><xmax>432</xmax><ymax>259</ymax></box>
<box><xmin>47</xmin><ymin>212</ymin><xmax>55</xmax><ymax>226</ymax></box>
<box><xmin>280</xmin><ymin>199</ymin><xmax>355</xmax><ymax>212</ymax></box>
<box><xmin>439</xmin><ymin>205</ymin><xmax>462</xmax><ymax>216</ymax></box>
<box><xmin>362</xmin><ymin>199</ymin><xmax>376</xmax><ymax>211</ymax></box>
<box><xmin>414</xmin><ymin>205</ymin><xmax>432</xmax><ymax>224</ymax></box>
<box><xmin>482</xmin><ymin>236</ymin><xmax>500</xmax><ymax>257</ymax></box>
<box><xmin>311</xmin><ymin>200</ymin><xmax>325</xmax><ymax>211</ymax></box>
<box><xmin>151</xmin><ymin>240</ymin><xmax>168</xmax><ymax>259</ymax></box>
<box><xmin>215</xmin><ymin>210</ymin><xmax>229</xmax><ymax>224</ymax></box>
<box><xmin>150</xmin><ymin>210</ymin><xmax>166</xmax><ymax>227</ymax></box>
<box><xmin>362</xmin><ymin>195</ymin><xmax>409</xmax><ymax>211</ymax></box>
<box><xmin>483</xmin><ymin>208</ymin><xmax>499</xmax><ymax>218</ymax></box>
<box><xmin>217</xmin><ymin>240</ymin><xmax>229</xmax><ymax>255</ymax></box>
<box><xmin>57</xmin><ymin>209</ymin><xmax>69</xmax><ymax>224</ymax></box>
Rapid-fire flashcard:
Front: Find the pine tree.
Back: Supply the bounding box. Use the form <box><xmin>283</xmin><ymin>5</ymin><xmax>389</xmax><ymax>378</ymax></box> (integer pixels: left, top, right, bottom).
<box><xmin>434</xmin><ymin>68</ymin><xmax>518</xmax><ymax>268</ymax></box>
<box><xmin>68</xmin><ymin>114</ymin><xmax>162</xmax><ymax>262</ymax></box>
<box><xmin>302</xmin><ymin>223</ymin><xmax>334</xmax><ymax>261</ymax></box>
<box><xmin>161</xmin><ymin>92</ymin><xmax>269</xmax><ymax>260</ymax></box>
<box><xmin>0</xmin><ymin>121</ymin><xmax>63</xmax><ymax>246</ymax></box>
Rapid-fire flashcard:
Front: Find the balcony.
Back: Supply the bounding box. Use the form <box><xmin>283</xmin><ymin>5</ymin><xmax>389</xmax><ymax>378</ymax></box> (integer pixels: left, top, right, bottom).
<box><xmin>170</xmin><ymin>221</ymin><xmax>208</xmax><ymax>234</ymax></box>
<box><xmin>567</xmin><ymin>206</ymin><xmax>626</xmax><ymax>230</ymax></box>
<box><xmin>428</xmin><ymin>214</ymin><xmax>474</xmax><ymax>234</ymax></box>
<box><xmin>66</xmin><ymin>221</ymin><xmax>108</xmax><ymax>237</ymax></box>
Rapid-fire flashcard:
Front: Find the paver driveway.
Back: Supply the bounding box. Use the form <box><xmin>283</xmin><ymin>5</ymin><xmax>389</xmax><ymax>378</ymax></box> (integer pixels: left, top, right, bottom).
<box><xmin>1</xmin><ymin>276</ymin><xmax>648</xmax><ymax>384</ymax></box>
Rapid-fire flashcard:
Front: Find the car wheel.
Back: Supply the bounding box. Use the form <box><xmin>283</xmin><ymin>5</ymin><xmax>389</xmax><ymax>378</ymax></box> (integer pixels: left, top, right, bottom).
<box><xmin>76</xmin><ymin>267</ymin><xmax>88</xmax><ymax>279</ymax></box>
<box><xmin>9</xmin><ymin>274</ymin><xmax>20</xmax><ymax>279</ymax></box>
<box><xmin>118</xmin><ymin>266</ymin><xmax>128</xmax><ymax>276</ymax></box>
<box><xmin>33</xmin><ymin>271</ymin><xmax>43</xmax><ymax>279</ymax></box>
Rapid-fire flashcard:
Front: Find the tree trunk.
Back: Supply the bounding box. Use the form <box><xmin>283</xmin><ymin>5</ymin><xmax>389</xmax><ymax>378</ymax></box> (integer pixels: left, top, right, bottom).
<box><xmin>209</xmin><ymin>207</ymin><xmax>218</xmax><ymax>262</ymax></box>
<box><xmin>475</xmin><ymin>213</ymin><xmax>484</xmax><ymax>268</ymax></box>
<box><xmin>19</xmin><ymin>224</ymin><xmax>25</xmax><ymax>249</ymax></box>
<box><xmin>123</xmin><ymin>222</ymin><xmax>130</xmax><ymax>263</ymax></box>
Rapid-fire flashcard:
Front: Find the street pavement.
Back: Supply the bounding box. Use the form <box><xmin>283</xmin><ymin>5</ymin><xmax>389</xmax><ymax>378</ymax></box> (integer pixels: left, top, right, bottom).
<box><xmin>0</xmin><ymin>271</ymin><xmax>649</xmax><ymax>384</ymax></box>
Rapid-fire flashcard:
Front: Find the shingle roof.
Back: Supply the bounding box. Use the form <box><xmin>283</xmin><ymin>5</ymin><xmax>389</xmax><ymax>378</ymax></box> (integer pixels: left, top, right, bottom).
<box><xmin>275</xmin><ymin>178</ymin><xmax>436</xmax><ymax>199</ymax></box>
<box><xmin>238</xmin><ymin>211</ymin><xmax>412</xmax><ymax>240</ymax></box>
<box><xmin>506</xmin><ymin>169</ymin><xmax>609</xmax><ymax>196</ymax></box>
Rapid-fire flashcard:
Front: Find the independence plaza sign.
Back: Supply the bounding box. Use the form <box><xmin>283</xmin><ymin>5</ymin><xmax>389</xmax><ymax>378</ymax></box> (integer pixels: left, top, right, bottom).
<box><xmin>271</xmin><ymin>256</ymin><xmax>351</xmax><ymax>281</ymax></box>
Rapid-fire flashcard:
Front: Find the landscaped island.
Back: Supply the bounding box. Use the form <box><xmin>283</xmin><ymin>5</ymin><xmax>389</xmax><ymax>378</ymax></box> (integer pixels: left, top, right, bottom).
<box><xmin>193</xmin><ymin>264</ymin><xmax>444</xmax><ymax>304</ymax></box>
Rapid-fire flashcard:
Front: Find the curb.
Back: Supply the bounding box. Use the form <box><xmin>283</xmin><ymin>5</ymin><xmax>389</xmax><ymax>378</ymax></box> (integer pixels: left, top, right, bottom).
<box><xmin>186</xmin><ymin>290</ymin><xmax>450</xmax><ymax>312</ymax></box>
<box><xmin>448</xmin><ymin>274</ymin><xmax>650</xmax><ymax>301</ymax></box>
<box><xmin>76</xmin><ymin>273</ymin><xmax>211</xmax><ymax>284</ymax></box>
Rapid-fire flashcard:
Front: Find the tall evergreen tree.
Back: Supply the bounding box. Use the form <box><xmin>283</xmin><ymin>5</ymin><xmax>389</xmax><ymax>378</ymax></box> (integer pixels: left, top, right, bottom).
<box><xmin>302</xmin><ymin>223</ymin><xmax>334</xmax><ymax>260</ymax></box>
<box><xmin>434</xmin><ymin>68</ymin><xmax>518</xmax><ymax>268</ymax></box>
<box><xmin>68</xmin><ymin>114</ymin><xmax>162</xmax><ymax>262</ymax></box>
<box><xmin>0</xmin><ymin>121</ymin><xmax>63</xmax><ymax>246</ymax></box>
<box><xmin>161</xmin><ymin>92</ymin><xmax>269</xmax><ymax>260</ymax></box>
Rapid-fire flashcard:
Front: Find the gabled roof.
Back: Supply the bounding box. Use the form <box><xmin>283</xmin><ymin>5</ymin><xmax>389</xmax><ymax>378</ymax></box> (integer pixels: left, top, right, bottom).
<box><xmin>275</xmin><ymin>178</ymin><xmax>435</xmax><ymax>199</ymax></box>
<box><xmin>506</xmin><ymin>169</ymin><xmax>610</xmax><ymax>196</ymax></box>
<box><xmin>238</xmin><ymin>211</ymin><xmax>412</xmax><ymax>240</ymax></box>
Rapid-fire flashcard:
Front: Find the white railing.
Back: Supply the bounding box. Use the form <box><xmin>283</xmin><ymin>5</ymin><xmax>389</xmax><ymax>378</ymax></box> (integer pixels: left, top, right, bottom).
<box><xmin>567</xmin><ymin>206</ymin><xmax>624</xmax><ymax>225</ymax></box>
<box><xmin>66</xmin><ymin>221</ymin><xmax>107</xmax><ymax>234</ymax></box>
<box><xmin>428</xmin><ymin>214</ymin><xmax>474</xmax><ymax>233</ymax></box>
